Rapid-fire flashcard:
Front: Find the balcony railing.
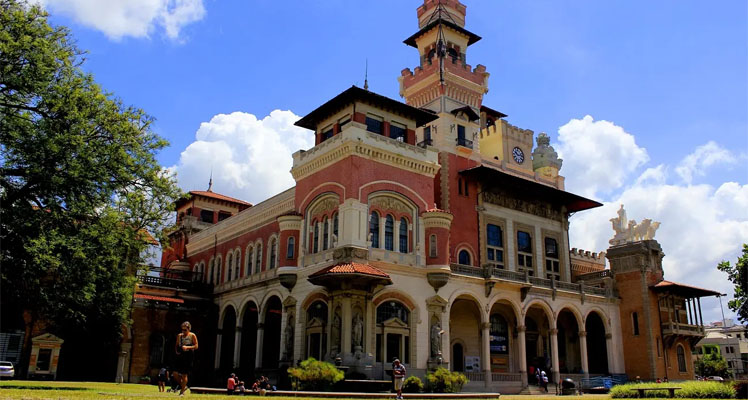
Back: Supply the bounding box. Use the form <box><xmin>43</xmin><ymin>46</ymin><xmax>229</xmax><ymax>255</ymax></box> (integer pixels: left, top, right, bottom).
<box><xmin>492</xmin><ymin>372</ymin><xmax>522</xmax><ymax>382</ymax></box>
<box><xmin>456</xmin><ymin>137</ymin><xmax>473</xmax><ymax>149</ymax></box>
<box><xmin>448</xmin><ymin>264</ymin><xmax>612</xmax><ymax>297</ymax></box>
<box><xmin>417</xmin><ymin>138</ymin><xmax>433</xmax><ymax>148</ymax></box>
<box><xmin>661</xmin><ymin>322</ymin><xmax>705</xmax><ymax>337</ymax></box>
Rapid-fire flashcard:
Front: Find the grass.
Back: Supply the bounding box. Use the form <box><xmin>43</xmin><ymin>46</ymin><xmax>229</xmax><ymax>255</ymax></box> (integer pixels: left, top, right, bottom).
<box><xmin>609</xmin><ymin>381</ymin><xmax>737</xmax><ymax>399</ymax></box>
<box><xmin>0</xmin><ymin>381</ymin><xmax>736</xmax><ymax>399</ymax></box>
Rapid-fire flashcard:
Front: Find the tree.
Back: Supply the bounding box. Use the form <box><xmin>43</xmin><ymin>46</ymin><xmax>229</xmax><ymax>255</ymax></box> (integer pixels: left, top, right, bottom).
<box><xmin>717</xmin><ymin>244</ymin><xmax>748</xmax><ymax>324</ymax></box>
<box><xmin>695</xmin><ymin>352</ymin><xmax>729</xmax><ymax>378</ymax></box>
<box><xmin>0</xmin><ymin>0</ymin><xmax>181</xmax><ymax>378</ymax></box>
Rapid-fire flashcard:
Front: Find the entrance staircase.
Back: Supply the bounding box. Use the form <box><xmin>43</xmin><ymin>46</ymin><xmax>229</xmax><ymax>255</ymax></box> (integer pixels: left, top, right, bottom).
<box><xmin>517</xmin><ymin>385</ymin><xmax>549</xmax><ymax>395</ymax></box>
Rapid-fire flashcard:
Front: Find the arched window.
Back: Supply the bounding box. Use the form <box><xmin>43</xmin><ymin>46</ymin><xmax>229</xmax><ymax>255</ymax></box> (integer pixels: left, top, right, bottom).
<box><xmin>226</xmin><ymin>253</ymin><xmax>233</xmax><ymax>282</ymax></box>
<box><xmin>399</xmin><ymin>218</ymin><xmax>408</xmax><ymax>253</ymax></box>
<box><xmin>215</xmin><ymin>257</ymin><xmax>222</xmax><ymax>284</ymax></box>
<box><xmin>333</xmin><ymin>213</ymin><xmax>339</xmax><ymax>243</ymax></box>
<box><xmin>306</xmin><ymin>301</ymin><xmax>328</xmax><ymax>360</ymax></box>
<box><xmin>149</xmin><ymin>334</ymin><xmax>165</xmax><ymax>367</ymax></box>
<box><xmin>323</xmin><ymin>216</ymin><xmax>329</xmax><ymax>251</ymax></box>
<box><xmin>246</xmin><ymin>246</ymin><xmax>253</xmax><ymax>276</ymax></box>
<box><xmin>370</xmin><ymin>211</ymin><xmax>380</xmax><ymax>248</ymax></box>
<box><xmin>287</xmin><ymin>237</ymin><xmax>295</xmax><ymax>259</ymax></box>
<box><xmin>384</xmin><ymin>214</ymin><xmax>394</xmax><ymax>251</ymax></box>
<box><xmin>255</xmin><ymin>244</ymin><xmax>262</xmax><ymax>274</ymax></box>
<box><xmin>677</xmin><ymin>345</ymin><xmax>687</xmax><ymax>372</ymax></box>
<box><xmin>269</xmin><ymin>238</ymin><xmax>277</xmax><ymax>269</ymax></box>
<box><xmin>429</xmin><ymin>234</ymin><xmax>437</xmax><ymax>258</ymax></box>
<box><xmin>313</xmin><ymin>221</ymin><xmax>319</xmax><ymax>253</ymax></box>
<box><xmin>376</xmin><ymin>300</ymin><xmax>411</xmax><ymax>365</ymax></box>
<box><xmin>458</xmin><ymin>249</ymin><xmax>471</xmax><ymax>265</ymax></box>
<box><xmin>234</xmin><ymin>250</ymin><xmax>241</xmax><ymax>279</ymax></box>
<box><xmin>208</xmin><ymin>259</ymin><xmax>214</xmax><ymax>284</ymax></box>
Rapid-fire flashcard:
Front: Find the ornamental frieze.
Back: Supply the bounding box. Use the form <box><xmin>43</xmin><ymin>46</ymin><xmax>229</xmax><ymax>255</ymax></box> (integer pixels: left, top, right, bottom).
<box><xmin>369</xmin><ymin>196</ymin><xmax>413</xmax><ymax>214</ymax></box>
<box><xmin>310</xmin><ymin>197</ymin><xmax>339</xmax><ymax>217</ymax></box>
<box><xmin>482</xmin><ymin>191</ymin><xmax>562</xmax><ymax>221</ymax></box>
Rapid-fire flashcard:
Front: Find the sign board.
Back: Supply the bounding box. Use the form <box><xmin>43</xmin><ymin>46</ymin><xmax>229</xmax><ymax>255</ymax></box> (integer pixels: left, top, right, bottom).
<box><xmin>464</xmin><ymin>356</ymin><xmax>481</xmax><ymax>372</ymax></box>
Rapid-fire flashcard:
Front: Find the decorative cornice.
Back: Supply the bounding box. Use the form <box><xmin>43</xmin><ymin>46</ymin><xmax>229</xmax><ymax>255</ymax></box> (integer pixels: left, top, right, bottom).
<box><xmin>291</xmin><ymin>128</ymin><xmax>440</xmax><ymax>181</ymax></box>
<box><xmin>422</xmin><ymin>210</ymin><xmax>453</xmax><ymax>229</ymax></box>
<box><xmin>187</xmin><ymin>189</ymin><xmax>295</xmax><ymax>254</ymax></box>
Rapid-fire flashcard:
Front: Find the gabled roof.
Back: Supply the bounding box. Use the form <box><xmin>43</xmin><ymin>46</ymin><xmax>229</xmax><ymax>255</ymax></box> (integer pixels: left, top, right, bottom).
<box><xmin>652</xmin><ymin>280</ymin><xmax>722</xmax><ymax>298</ymax></box>
<box><xmin>404</xmin><ymin>18</ymin><xmax>481</xmax><ymax>48</ymax></box>
<box><xmin>189</xmin><ymin>190</ymin><xmax>252</xmax><ymax>206</ymax></box>
<box><xmin>460</xmin><ymin>163</ymin><xmax>602</xmax><ymax>213</ymax></box>
<box><xmin>294</xmin><ymin>86</ymin><xmax>439</xmax><ymax>130</ymax></box>
<box><xmin>451</xmin><ymin>105</ymin><xmax>480</xmax><ymax>122</ymax></box>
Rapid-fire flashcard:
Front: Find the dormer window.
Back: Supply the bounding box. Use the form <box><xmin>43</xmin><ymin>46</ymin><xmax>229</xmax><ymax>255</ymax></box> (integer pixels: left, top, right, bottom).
<box><xmin>390</xmin><ymin>122</ymin><xmax>406</xmax><ymax>142</ymax></box>
<box><xmin>366</xmin><ymin>115</ymin><xmax>383</xmax><ymax>134</ymax></box>
<box><xmin>321</xmin><ymin>125</ymin><xmax>334</xmax><ymax>142</ymax></box>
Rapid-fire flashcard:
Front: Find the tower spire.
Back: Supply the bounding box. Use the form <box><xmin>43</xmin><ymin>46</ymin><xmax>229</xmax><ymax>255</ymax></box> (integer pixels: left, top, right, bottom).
<box><xmin>207</xmin><ymin>168</ymin><xmax>213</xmax><ymax>192</ymax></box>
<box><xmin>364</xmin><ymin>59</ymin><xmax>369</xmax><ymax>90</ymax></box>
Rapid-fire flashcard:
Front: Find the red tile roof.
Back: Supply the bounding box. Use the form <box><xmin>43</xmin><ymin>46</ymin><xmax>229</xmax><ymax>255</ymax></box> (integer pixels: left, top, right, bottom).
<box><xmin>134</xmin><ymin>294</ymin><xmax>185</xmax><ymax>304</ymax></box>
<box><xmin>189</xmin><ymin>190</ymin><xmax>252</xmax><ymax>206</ymax></box>
<box><xmin>652</xmin><ymin>280</ymin><xmax>721</xmax><ymax>297</ymax></box>
<box><xmin>309</xmin><ymin>262</ymin><xmax>390</xmax><ymax>279</ymax></box>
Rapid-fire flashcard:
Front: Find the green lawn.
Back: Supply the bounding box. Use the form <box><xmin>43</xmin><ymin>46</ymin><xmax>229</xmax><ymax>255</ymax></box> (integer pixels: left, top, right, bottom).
<box><xmin>0</xmin><ymin>381</ymin><xmax>728</xmax><ymax>400</ymax></box>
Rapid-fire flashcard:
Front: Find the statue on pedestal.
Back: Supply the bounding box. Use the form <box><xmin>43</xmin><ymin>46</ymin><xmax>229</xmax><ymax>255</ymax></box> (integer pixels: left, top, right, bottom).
<box><xmin>609</xmin><ymin>205</ymin><xmax>660</xmax><ymax>245</ymax></box>
<box><xmin>352</xmin><ymin>313</ymin><xmax>363</xmax><ymax>351</ymax></box>
<box><xmin>430</xmin><ymin>320</ymin><xmax>443</xmax><ymax>358</ymax></box>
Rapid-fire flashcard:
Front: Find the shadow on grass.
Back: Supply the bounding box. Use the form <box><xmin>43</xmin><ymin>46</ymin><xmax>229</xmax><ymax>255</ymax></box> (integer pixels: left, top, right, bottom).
<box><xmin>0</xmin><ymin>385</ymin><xmax>88</xmax><ymax>391</ymax></box>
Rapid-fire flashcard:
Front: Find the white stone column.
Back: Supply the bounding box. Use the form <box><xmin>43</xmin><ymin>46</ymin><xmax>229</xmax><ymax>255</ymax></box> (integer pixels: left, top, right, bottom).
<box><xmin>254</xmin><ymin>323</ymin><xmax>265</xmax><ymax>369</ymax></box>
<box><xmin>550</xmin><ymin>328</ymin><xmax>560</xmax><ymax>384</ymax></box>
<box><xmin>214</xmin><ymin>333</ymin><xmax>222</xmax><ymax>369</ymax></box>
<box><xmin>533</xmin><ymin>225</ymin><xmax>544</xmax><ymax>278</ymax></box>
<box><xmin>579</xmin><ymin>331</ymin><xmax>589</xmax><ymax>379</ymax></box>
<box><xmin>341</xmin><ymin>296</ymin><xmax>352</xmax><ymax>355</ymax></box>
<box><xmin>379</xmin><ymin>216</ymin><xmax>386</xmax><ymax>250</ymax></box>
<box><xmin>481</xmin><ymin>322</ymin><xmax>492</xmax><ymax>387</ymax></box>
<box><xmin>518</xmin><ymin>325</ymin><xmax>528</xmax><ymax>387</ymax></box>
<box><xmin>561</xmin><ymin>219</ymin><xmax>572</xmax><ymax>282</ymax></box>
<box><xmin>606</xmin><ymin>333</ymin><xmax>615</xmax><ymax>374</ymax></box>
<box><xmin>233</xmin><ymin>326</ymin><xmax>242</xmax><ymax>368</ymax></box>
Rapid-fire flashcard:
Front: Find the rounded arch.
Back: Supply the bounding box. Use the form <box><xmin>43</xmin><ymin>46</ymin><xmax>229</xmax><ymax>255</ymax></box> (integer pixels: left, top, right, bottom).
<box><xmin>373</xmin><ymin>290</ymin><xmax>418</xmax><ymax>311</ymax></box>
<box><xmin>303</xmin><ymin>191</ymin><xmax>341</xmax><ymax>220</ymax></box>
<box><xmin>555</xmin><ymin>303</ymin><xmax>584</xmax><ymax>329</ymax></box>
<box><xmin>487</xmin><ymin>296</ymin><xmax>522</xmax><ymax>323</ymax></box>
<box><xmin>301</xmin><ymin>291</ymin><xmax>330</xmax><ymax>310</ymax></box>
<box><xmin>298</xmin><ymin>184</ymin><xmax>346</xmax><ymax>213</ymax></box>
<box><xmin>238</xmin><ymin>296</ymin><xmax>261</xmax><ymax>325</ymax></box>
<box><xmin>359</xmin><ymin>181</ymin><xmax>429</xmax><ymax>211</ymax></box>
<box><xmin>259</xmin><ymin>290</ymin><xmax>285</xmax><ymax>319</ymax></box>
<box><xmin>449</xmin><ymin>291</ymin><xmax>487</xmax><ymax>324</ymax></box>
<box><xmin>219</xmin><ymin>301</ymin><xmax>239</xmax><ymax>326</ymax></box>
<box><xmin>522</xmin><ymin>298</ymin><xmax>555</xmax><ymax>326</ymax></box>
<box><xmin>584</xmin><ymin>308</ymin><xmax>612</xmax><ymax>334</ymax></box>
<box><xmin>367</xmin><ymin>191</ymin><xmax>420</xmax><ymax>220</ymax></box>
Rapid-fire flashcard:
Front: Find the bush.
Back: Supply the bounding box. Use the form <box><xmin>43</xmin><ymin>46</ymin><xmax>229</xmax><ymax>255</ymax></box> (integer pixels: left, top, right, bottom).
<box><xmin>402</xmin><ymin>376</ymin><xmax>424</xmax><ymax>393</ymax></box>
<box><xmin>425</xmin><ymin>368</ymin><xmax>468</xmax><ymax>393</ymax></box>
<box><xmin>610</xmin><ymin>381</ymin><xmax>736</xmax><ymax>399</ymax></box>
<box><xmin>287</xmin><ymin>358</ymin><xmax>344</xmax><ymax>391</ymax></box>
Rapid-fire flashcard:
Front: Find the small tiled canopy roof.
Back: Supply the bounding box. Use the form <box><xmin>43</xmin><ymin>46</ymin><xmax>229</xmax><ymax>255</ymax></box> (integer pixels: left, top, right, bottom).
<box><xmin>189</xmin><ymin>190</ymin><xmax>252</xmax><ymax>206</ymax></box>
<box><xmin>308</xmin><ymin>262</ymin><xmax>392</xmax><ymax>288</ymax></box>
<box><xmin>651</xmin><ymin>280</ymin><xmax>722</xmax><ymax>298</ymax></box>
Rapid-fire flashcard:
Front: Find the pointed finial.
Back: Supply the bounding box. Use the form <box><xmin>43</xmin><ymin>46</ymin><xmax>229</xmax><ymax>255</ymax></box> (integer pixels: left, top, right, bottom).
<box><xmin>364</xmin><ymin>59</ymin><xmax>369</xmax><ymax>90</ymax></box>
<box><xmin>207</xmin><ymin>168</ymin><xmax>213</xmax><ymax>192</ymax></box>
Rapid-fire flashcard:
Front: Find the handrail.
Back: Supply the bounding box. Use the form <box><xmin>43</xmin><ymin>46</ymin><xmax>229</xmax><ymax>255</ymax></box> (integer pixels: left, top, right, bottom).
<box><xmin>456</xmin><ymin>137</ymin><xmax>474</xmax><ymax>148</ymax></box>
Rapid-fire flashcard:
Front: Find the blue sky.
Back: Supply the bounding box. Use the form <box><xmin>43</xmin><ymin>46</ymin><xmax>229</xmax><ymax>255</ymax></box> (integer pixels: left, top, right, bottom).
<box><xmin>40</xmin><ymin>0</ymin><xmax>747</xmax><ymax>323</ymax></box>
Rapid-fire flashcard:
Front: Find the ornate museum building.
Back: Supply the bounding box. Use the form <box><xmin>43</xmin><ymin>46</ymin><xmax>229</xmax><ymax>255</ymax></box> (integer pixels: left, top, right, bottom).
<box><xmin>122</xmin><ymin>0</ymin><xmax>721</xmax><ymax>392</ymax></box>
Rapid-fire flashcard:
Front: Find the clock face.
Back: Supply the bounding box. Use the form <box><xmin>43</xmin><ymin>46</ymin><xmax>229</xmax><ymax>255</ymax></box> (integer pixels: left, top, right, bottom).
<box><xmin>512</xmin><ymin>147</ymin><xmax>525</xmax><ymax>164</ymax></box>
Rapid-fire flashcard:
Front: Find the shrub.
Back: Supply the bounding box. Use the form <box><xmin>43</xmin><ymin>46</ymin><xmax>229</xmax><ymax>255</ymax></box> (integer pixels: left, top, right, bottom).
<box><xmin>610</xmin><ymin>381</ymin><xmax>736</xmax><ymax>399</ymax></box>
<box><xmin>402</xmin><ymin>376</ymin><xmax>424</xmax><ymax>393</ymax></box>
<box><xmin>695</xmin><ymin>353</ymin><xmax>730</xmax><ymax>378</ymax></box>
<box><xmin>425</xmin><ymin>368</ymin><xmax>468</xmax><ymax>393</ymax></box>
<box><xmin>287</xmin><ymin>358</ymin><xmax>344</xmax><ymax>391</ymax></box>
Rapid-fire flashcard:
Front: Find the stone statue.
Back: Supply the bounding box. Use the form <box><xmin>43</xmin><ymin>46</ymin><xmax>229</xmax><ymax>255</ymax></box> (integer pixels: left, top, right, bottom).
<box><xmin>352</xmin><ymin>313</ymin><xmax>363</xmax><ymax>350</ymax></box>
<box><xmin>430</xmin><ymin>321</ymin><xmax>443</xmax><ymax>358</ymax></box>
<box><xmin>331</xmin><ymin>233</ymin><xmax>338</xmax><ymax>248</ymax></box>
<box><xmin>284</xmin><ymin>316</ymin><xmax>294</xmax><ymax>361</ymax></box>
<box><xmin>609</xmin><ymin>205</ymin><xmax>661</xmax><ymax>245</ymax></box>
<box><xmin>331</xmin><ymin>312</ymin><xmax>341</xmax><ymax>353</ymax></box>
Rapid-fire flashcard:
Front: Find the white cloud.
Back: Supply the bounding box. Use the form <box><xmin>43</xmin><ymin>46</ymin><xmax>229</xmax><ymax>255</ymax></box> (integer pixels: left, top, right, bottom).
<box><xmin>36</xmin><ymin>0</ymin><xmax>205</xmax><ymax>40</ymax></box>
<box><xmin>170</xmin><ymin>110</ymin><xmax>314</xmax><ymax>204</ymax></box>
<box><xmin>556</xmin><ymin>115</ymin><xmax>649</xmax><ymax>198</ymax></box>
<box><xmin>674</xmin><ymin>141</ymin><xmax>737</xmax><ymax>184</ymax></box>
<box><xmin>567</xmin><ymin>155</ymin><xmax>748</xmax><ymax>324</ymax></box>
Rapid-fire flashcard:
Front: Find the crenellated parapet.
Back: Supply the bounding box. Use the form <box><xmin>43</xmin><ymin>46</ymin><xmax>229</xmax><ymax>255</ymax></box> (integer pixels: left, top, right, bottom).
<box><xmin>570</xmin><ymin>248</ymin><xmax>607</xmax><ymax>262</ymax></box>
<box><xmin>399</xmin><ymin>61</ymin><xmax>489</xmax><ymax>109</ymax></box>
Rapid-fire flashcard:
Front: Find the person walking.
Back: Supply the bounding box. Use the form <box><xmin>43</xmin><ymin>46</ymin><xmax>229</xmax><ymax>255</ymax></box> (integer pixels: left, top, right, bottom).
<box><xmin>392</xmin><ymin>359</ymin><xmax>406</xmax><ymax>400</ymax></box>
<box><xmin>540</xmin><ymin>370</ymin><xmax>548</xmax><ymax>392</ymax></box>
<box><xmin>173</xmin><ymin>321</ymin><xmax>199</xmax><ymax>396</ymax></box>
<box><xmin>157</xmin><ymin>366</ymin><xmax>167</xmax><ymax>392</ymax></box>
